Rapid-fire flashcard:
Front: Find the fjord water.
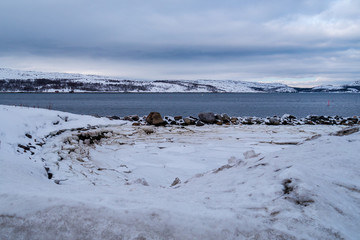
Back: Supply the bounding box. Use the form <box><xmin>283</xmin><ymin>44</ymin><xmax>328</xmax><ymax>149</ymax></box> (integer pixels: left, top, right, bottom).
<box><xmin>0</xmin><ymin>93</ymin><xmax>359</xmax><ymax>118</ymax></box>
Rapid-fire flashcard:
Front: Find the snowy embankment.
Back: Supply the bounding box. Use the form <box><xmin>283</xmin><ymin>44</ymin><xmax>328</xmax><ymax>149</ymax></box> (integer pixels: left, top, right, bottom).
<box><xmin>0</xmin><ymin>105</ymin><xmax>359</xmax><ymax>239</ymax></box>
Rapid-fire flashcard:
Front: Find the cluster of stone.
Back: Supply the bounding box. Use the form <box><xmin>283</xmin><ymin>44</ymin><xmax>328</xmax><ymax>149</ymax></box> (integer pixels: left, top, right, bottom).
<box><xmin>108</xmin><ymin>112</ymin><xmax>359</xmax><ymax>127</ymax></box>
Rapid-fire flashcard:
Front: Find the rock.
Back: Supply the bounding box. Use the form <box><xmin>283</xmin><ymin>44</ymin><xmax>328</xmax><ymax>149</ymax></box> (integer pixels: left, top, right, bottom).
<box><xmin>198</xmin><ymin>112</ymin><xmax>216</xmax><ymax>124</ymax></box>
<box><xmin>174</xmin><ymin>116</ymin><xmax>183</xmax><ymax>121</ymax></box>
<box><xmin>216</xmin><ymin>121</ymin><xmax>223</xmax><ymax>125</ymax></box>
<box><xmin>347</xmin><ymin>117</ymin><xmax>358</xmax><ymax>124</ymax></box>
<box><xmin>281</xmin><ymin>114</ymin><xmax>297</xmax><ymax>125</ymax></box>
<box><xmin>146</xmin><ymin>112</ymin><xmax>165</xmax><ymax>126</ymax></box>
<box><xmin>242</xmin><ymin>117</ymin><xmax>254</xmax><ymax>125</ymax></box>
<box><xmin>132</xmin><ymin>122</ymin><xmax>140</xmax><ymax>126</ymax></box>
<box><xmin>196</xmin><ymin>121</ymin><xmax>205</xmax><ymax>126</ymax></box>
<box><xmin>266</xmin><ymin>117</ymin><xmax>280</xmax><ymax>125</ymax></box>
<box><xmin>170</xmin><ymin>177</ymin><xmax>181</xmax><ymax>187</ymax></box>
<box><xmin>108</xmin><ymin>115</ymin><xmax>120</xmax><ymax>120</ymax></box>
<box><xmin>304</xmin><ymin>120</ymin><xmax>315</xmax><ymax>125</ymax></box>
<box><xmin>124</xmin><ymin>115</ymin><xmax>140</xmax><ymax>121</ymax></box>
<box><xmin>222</xmin><ymin>114</ymin><xmax>231</xmax><ymax>123</ymax></box>
<box><xmin>131</xmin><ymin>115</ymin><xmax>139</xmax><ymax>121</ymax></box>
<box><xmin>230</xmin><ymin>117</ymin><xmax>238</xmax><ymax>124</ymax></box>
<box><xmin>25</xmin><ymin>133</ymin><xmax>32</xmax><ymax>139</ymax></box>
<box><xmin>18</xmin><ymin>144</ymin><xmax>31</xmax><ymax>151</ymax></box>
<box><xmin>184</xmin><ymin>117</ymin><xmax>196</xmax><ymax>125</ymax></box>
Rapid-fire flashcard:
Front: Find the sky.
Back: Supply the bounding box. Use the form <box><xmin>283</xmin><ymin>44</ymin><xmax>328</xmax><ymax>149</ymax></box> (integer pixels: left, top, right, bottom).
<box><xmin>0</xmin><ymin>0</ymin><xmax>359</xmax><ymax>87</ymax></box>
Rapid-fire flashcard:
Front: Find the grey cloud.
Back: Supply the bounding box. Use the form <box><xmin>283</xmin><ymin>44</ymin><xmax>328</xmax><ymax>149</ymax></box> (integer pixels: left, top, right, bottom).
<box><xmin>0</xmin><ymin>0</ymin><xmax>359</xmax><ymax>85</ymax></box>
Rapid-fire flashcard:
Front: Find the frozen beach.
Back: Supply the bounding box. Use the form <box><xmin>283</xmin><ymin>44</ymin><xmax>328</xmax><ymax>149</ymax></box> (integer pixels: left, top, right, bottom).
<box><xmin>0</xmin><ymin>105</ymin><xmax>359</xmax><ymax>239</ymax></box>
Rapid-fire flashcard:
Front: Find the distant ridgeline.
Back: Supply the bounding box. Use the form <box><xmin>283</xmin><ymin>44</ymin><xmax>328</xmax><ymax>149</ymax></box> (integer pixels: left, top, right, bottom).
<box><xmin>0</xmin><ymin>68</ymin><xmax>359</xmax><ymax>93</ymax></box>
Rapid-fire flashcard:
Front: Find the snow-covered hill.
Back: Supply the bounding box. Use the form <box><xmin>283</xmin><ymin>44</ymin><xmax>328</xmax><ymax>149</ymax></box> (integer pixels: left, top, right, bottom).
<box><xmin>310</xmin><ymin>84</ymin><xmax>360</xmax><ymax>93</ymax></box>
<box><xmin>1</xmin><ymin>68</ymin><xmax>359</xmax><ymax>93</ymax></box>
<box><xmin>0</xmin><ymin>68</ymin><xmax>296</xmax><ymax>93</ymax></box>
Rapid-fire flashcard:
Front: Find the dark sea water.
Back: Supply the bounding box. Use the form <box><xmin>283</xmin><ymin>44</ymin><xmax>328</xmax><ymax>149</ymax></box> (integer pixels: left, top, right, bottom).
<box><xmin>0</xmin><ymin>93</ymin><xmax>359</xmax><ymax>118</ymax></box>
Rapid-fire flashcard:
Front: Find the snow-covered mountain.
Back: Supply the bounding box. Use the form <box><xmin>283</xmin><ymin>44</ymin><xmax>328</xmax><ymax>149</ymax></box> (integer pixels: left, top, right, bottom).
<box><xmin>0</xmin><ymin>68</ymin><xmax>359</xmax><ymax>93</ymax></box>
<box><xmin>0</xmin><ymin>68</ymin><xmax>296</xmax><ymax>93</ymax></box>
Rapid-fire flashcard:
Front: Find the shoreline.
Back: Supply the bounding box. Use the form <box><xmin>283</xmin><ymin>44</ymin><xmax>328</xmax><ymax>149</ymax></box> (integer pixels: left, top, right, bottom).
<box><xmin>116</xmin><ymin>111</ymin><xmax>360</xmax><ymax>127</ymax></box>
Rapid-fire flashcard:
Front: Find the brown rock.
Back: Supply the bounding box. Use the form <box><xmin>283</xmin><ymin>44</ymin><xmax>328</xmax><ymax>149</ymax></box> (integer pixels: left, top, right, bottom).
<box><xmin>184</xmin><ymin>117</ymin><xmax>196</xmax><ymax>125</ymax></box>
<box><xmin>170</xmin><ymin>177</ymin><xmax>181</xmax><ymax>187</ymax></box>
<box><xmin>174</xmin><ymin>116</ymin><xmax>183</xmax><ymax>121</ymax></box>
<box><xmin>146</xmin><ymin>112</ymin><xmax>165</xmax><ymax>126</ymax></box>
<box><xmin>230</xmin><ymin>117</ymin><xmax>238</xmax><ymax>124</ymax></box>
<box><xmin>222</xmin><ymin>114</ymin><xmax>231</xmax><ymax>123</ymax></box>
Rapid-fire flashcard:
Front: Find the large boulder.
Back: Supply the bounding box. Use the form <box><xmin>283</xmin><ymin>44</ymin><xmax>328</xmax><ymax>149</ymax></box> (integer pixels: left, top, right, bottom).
<box><xmin>198</xmin><ymin>112</ymin><xmax>216</xmax><ymax>124</ymax></box>
<box><xmin>221</xmin><ymin>114</ymin><xmax>231</xmax><ymax>123</ymax></box>
<box><xmin>265</xmin><ymin>117</ymin><xmax>280</xmax><ymax>125</ymax></box>
<box><xmin>184</xmin><ymin>117</ymin><xmax>196</xmax><ymax>125</ymax></box>
<box><xmin>146</xmin><ymin>112</ymin><xmax>165</xmax><ymax>126</ymax></box>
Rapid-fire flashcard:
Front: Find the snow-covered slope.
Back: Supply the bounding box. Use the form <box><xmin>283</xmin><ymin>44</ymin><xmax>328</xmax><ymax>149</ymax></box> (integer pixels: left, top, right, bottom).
<box><xmin>0</xmin><ymin>68</ymin><xmax>296</xmax><ymax>93</ymax></box>
<box><xmin>1</xmin><ymin>105</ymin><xmax>359</xmax><ymax>239</ymax></box>
<box><xmin>304</xmin><ymin>81</ymin><xmax>360</xmax><ymax>93</ymax></box>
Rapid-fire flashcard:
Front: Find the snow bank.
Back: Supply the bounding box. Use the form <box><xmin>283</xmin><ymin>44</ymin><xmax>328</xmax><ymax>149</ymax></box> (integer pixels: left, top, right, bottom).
<box><xmin>0</xmin><ymin>105</ymin><xmax>359</xmax><ymax>239</ymax></box>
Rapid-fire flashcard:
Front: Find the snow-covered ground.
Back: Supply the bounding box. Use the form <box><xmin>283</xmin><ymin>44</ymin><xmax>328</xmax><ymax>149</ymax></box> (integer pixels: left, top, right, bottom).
<box><xmin>1</xmin><ymin>105</ymin><xmax>359</xmax><ymax>239</ymax></box>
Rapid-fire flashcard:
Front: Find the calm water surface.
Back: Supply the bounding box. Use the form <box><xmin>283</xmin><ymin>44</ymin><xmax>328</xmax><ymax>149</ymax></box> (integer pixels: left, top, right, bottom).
<box><xmin>0</xmin><ymin>93</ymin><xmax>359</xmax><ymax>118</ymax></box>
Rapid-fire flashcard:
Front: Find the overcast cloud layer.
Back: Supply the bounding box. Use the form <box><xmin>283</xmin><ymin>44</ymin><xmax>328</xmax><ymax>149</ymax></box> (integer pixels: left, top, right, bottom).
<box><xmin>1</xmin><ymin>0</ymin><xmax>359</xmax><ymax>86</ymax></box>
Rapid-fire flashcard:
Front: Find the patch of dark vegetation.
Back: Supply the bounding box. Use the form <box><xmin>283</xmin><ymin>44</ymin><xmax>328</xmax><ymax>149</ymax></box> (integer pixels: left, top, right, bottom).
<box><xmin>77</xmin><ymin>131</ymin><xmax>111</xmax><ymax>145</ymax></box>
<box><xmin>17</xmin><ymin>144</ymin><xmax>35</xmax><ymax>155</ymax></box>
<box><xmin>213</xmin><ymin>164</ymin><xmax>233</xmax><ymax>173</ymax></box>
<box><xmin>46</xmin><ymin>129</ymin><xmax>67</xmax><ymax>138</ymax></box>
<box><xmin>282</xmin><ymin>179</ymin><xmax>294</xmax><ymax>195</ymax></box>
<box><xmin>44</xmin><ymin>167</ymin><xmax>53</xmax><ymax>179</ymax></box>
<box><xmin>293</xmin><ymin>198</ymin><xmax>314</xmax><ymax>206</ymax></box>
<box><xmin>281</xmin><ymin>178</ymin><xmax>315</xmax><ymax>207</ymax></box>
<box><xmin>248</xmin><ymin>163</ymin><xmax>268</xmax><ymax>169</ymax></box>
<box><xmin>270</xmin><ymin>211</ymin><xmax>280</xmax><ymax>217</ymax></box>
<box><xmin>18</xmin><ymin>144</ymin><xmax>31</xmax><ymax>151</ymax></box>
